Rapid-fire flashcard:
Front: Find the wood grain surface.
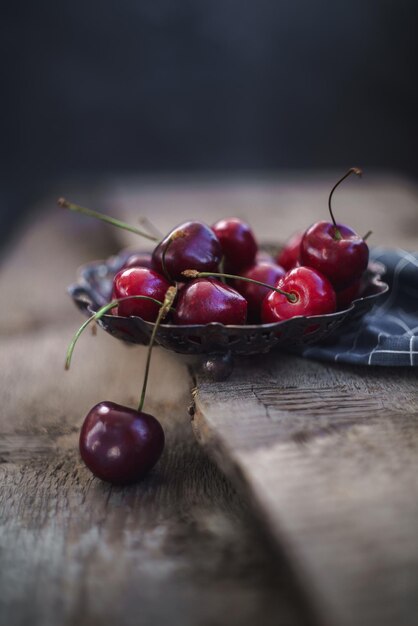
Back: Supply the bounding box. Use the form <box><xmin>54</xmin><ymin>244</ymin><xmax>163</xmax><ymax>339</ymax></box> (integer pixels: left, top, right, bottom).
<box><xmin>1</xmin><ymin>174</ymin><xmax>418</xmax><ymax>626</ymax></box>
<box><xmin>192</xmin><ymin>357</ymin><xmax>418</xmax><ymax>626</ymax></box>
<box><xmin>0</xmin><ymin>205</ymin><xmax>312</xmax><ymax>626</ymax></box>
<box><xmin>110</xmin><ymin>173</ymin><xmax>418</xmax><ymax>626</ymax></box>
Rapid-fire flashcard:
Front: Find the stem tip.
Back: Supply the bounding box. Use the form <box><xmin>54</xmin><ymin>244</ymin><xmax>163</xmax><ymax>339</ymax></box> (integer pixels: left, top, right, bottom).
<box><xmin>182</xmin><ymin>269</ymin><xmax>199</xmax><ymax>279</ymax></box>
<box><xmin>57</xmin><ymin>197</ymin><xmax>69</xmax><ymax>208</ymax></box>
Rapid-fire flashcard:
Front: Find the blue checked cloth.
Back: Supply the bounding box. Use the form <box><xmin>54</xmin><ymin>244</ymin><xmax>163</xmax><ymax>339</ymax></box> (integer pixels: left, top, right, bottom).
<box><xmin>300</xmin><ymin>248</ymin><xmax>418</xmax><ymax>366</ymax></box>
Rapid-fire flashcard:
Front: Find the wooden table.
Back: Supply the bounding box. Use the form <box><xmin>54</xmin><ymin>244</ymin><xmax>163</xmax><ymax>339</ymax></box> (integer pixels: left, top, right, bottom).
<box><xmin>1</xmin><ymin>173</ymin><xmax>417</xmax><ymax>626</ymax></box>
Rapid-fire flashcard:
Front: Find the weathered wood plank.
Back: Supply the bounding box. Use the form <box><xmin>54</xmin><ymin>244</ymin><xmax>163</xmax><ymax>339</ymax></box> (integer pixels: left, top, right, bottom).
<box><xmin>0</xmin><ymin>330</ymin><xmax>308</xmax><ymax>626</ymax></box>
<box><xmin>0</xmin><ymin>203</ymin><xmax>311</xmax><ymax>626</ymax></box>
<box><xmin>109</xmin><ymin>174</ymin><xmax>418</xmax><ymax>626</ymax></box>
<box><xmin>192</xmin><ymin>356</ymin><xmax>418</xmax><ymax>626</ymax></box>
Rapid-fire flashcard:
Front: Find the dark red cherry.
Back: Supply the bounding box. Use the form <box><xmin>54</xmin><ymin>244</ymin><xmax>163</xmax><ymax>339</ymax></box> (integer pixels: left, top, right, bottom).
<box><xmin>300</xmin><ymin>222</ymin><xmax>369</xmax><ymax>289</ymax></box>
<box><xmin>79</xmin><ymin>401</ymin><xmax>165</xmax><ymax>485</ymax></box>
<box><xmin>121</xmin><ymin>251</ymin><xmax>154</xmax><ymax>270</ymax></box>
<box><xmin>234</xmin><ymin>262</ymin><xmax>285</xmax><ymax>323</ymax></box>
<box><xmin>113</xmin><ymin>267</ymin><xmax>170</xmax><ymax>320</ymax></box>
<box><xmin>212</xmin><ymin>218</ymin><xmax>258</xmax><ymax>273</ymax></box>
<box><xmin>174</xmin><ymin>278</ymin><xmax>247</xmax><ymax>325</ymax></box>
<box><xmin>152</xmin><ymin>221</ymin><xmax>222</xmax><ymax>281</ymax></box>
<box><xmin>261</xmin><ymin>266</ymin><xmax>336</xmax><ymax>323</ymax></box>
<box><xmin>335</xmin><ymin>273</ymin><xmax>370</xmax><ymax>310</ymax></box>
<box><xmin>277</xmin><ymin>231</ymin><xmax>303</xmax><ymax>271</ymax></box>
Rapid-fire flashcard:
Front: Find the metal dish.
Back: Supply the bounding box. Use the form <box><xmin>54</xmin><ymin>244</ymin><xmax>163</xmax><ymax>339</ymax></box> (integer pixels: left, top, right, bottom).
<box><xmin>68</xmin><ymin>249</ymin><xmax>389</xmax><ymax>380</ymax></box>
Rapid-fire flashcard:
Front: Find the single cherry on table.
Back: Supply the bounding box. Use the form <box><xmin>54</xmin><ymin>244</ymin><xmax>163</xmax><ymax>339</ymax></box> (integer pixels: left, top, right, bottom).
<box><xmin>79</xmin><ymin>401</ymin><xmax>165</xmax><ymax>485</ymax></box>
<box><xmin>67</xmin><ymin>287</ymin><xmax>177</xmax><ymax>485</ymax></box>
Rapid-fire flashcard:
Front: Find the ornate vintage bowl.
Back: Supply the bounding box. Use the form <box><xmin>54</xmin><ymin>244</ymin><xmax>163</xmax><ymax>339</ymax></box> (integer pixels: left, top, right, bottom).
<box><xmin>68</xmin><ymin>248</ymin><xmax>389</xmax><ymax>379</ymax></box>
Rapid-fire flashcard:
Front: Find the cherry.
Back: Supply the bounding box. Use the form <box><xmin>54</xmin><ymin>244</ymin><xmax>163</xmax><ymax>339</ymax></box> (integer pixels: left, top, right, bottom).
<box><xmin>152</xmin><ymin>221</ymin><xmax>222</xmax><ymax>281</ymax></box>
<box><xmin>68</xmin><ymin>287</ymin><xmax>177</xmax><ymax>485</ymax></box>
<box><xmin>212</xmin><ymin>218</ymin><xmax>258</xmax><ymax>273</ymax></box>
<box><xmin>261</xmin><ymin>266</ymin><xmax>336</xmax><ymax>323</ymax></box>
<box><xmin>113</xmin><ymin>267</ymin><xmax>171</xmax><ymax>320</ymax></box>
<box><xmin>79</xmin><ymin>401</ymin><xmax>165</xmax><ymax>485</ymax></box>
<box><xmin>335</xmin><ymin>272</ymin><xmax>371</xmax><ymax>310</ymax></box>
<box><xmin>277</xmin><ymin>231</ymin><xmax>303</xmax><ymax>271</ymax></box>
<box><xmin>234</xmin><ymin>261</ymin><xmax>285</xmax><ymax>323</ymax></box>
<box><xmin>300</xmin><ymin>168</ymin><xmax>369</xmax><ymax>289</ymax></box>
<box><xmin>121</xmin><ymin>251</ymin><xmax>154</xmax><ymax>270</ymax></box>
<box><xmin>335</xmin><ymin>280</ymin><xmax>360</xmax><ymax>310</ymax></box>
<box><xmin>301</xmin><ymin>222</ymin><xmax>369</xmax><ymax>289</ymax></box>
<box><xmin>174</xmin><ymin>278</ymin><xmax>247</xmax><ymax>325</ymax></box>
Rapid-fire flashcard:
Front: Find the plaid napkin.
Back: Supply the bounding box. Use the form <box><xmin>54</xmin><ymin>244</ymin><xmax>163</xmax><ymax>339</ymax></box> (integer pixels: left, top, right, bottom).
<box><xmin>300</xmin><ymin>248</ymin><xmax>418</xmax><ymax>366</ymax></box>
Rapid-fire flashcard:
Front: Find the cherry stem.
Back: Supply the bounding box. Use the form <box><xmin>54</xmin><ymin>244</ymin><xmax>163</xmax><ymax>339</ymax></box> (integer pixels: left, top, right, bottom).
<box><xmin>328</xmin><ymin>167</ymin><xmax>362</xmax><ymax>240</ymax></box>
<box><xmin>182</xmin><ymin>270</ymin><xmax>298</xmax><ymax>303</ymax></box>
<box><xmin>218</xmin><ymin>256</ymin><xmax>227</xmax><ymax>284</ymax></box>
<box><xmin>58</xmin><ymin>198</ymin><xmax>159</xmax><ymax>242</ymax></box>
<box><xmin>363</xmin><ymin>230</ymin><xmax>372</xmax><ymax>241</ymax></box>
<box><xmin>139</xmin><ymin>216</ymin><xmax>163</xmax><ymax>239</ymax></box>
<box><xmin>65</xmin><ymin>295</ymin><xmax>167</xmax><ymax>370</ymax></box>
<box><xmin>161</xmin><ymin>231</ymin><xmax>186</xmax><ymax>283</ymax></box>
<box><xmin>138</xmin><ymin>286</ymin><xmax>177</xmax><ymax>413</ymax></box>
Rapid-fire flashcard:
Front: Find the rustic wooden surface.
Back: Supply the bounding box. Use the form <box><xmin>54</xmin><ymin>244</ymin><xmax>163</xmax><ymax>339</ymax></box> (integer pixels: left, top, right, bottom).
<box><xmin>0</xmin><ymin>204</ymin><xmax>312</xmax><ymax>626</ymax></box>
<box><xmin>192</xmin><ymin>359</ymin><xmax>418</xmax><ymax>626</ymax></box>
<box><xmin>1</xmin><ymin>173</ymin><xmax>418</xmax><ymax>626</ymax></box>
<box><xmin>110</xmin><ymin>172</ymin><xmax>418</xmax><ymax>626</ymax></box>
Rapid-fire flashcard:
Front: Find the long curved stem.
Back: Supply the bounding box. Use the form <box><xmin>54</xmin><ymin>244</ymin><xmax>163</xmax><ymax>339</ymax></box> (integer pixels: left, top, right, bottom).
<box><xmin>182</xmin><ymin>270</ymin><xmax>297</xmax><ymax>303</ymax></box>
<box><xmin>65</xmin><ymin>295</ymin><xmax>166</xmax><ymax>370</ymax></box>
<box><xmin>58</xmin><ymin>198</ymin><xmax>159</xmax><ymax>242</ymax></box>
<box><xmin>138</xmin><ymin>286</ymin><xmax>177</xmax><ymax>412</ymax></box>
<box><xmin>328</xmin><ymin>167</ymin><xmax>362</xmax><ymax>239</ymax></box>
<box><xmin>139</xmin><ymin>216</ymin><xmax>163</xmax><ymax>239</ymax></box>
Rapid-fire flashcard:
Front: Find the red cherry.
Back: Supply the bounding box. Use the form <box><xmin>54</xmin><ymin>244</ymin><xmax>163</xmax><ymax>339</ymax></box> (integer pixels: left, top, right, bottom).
<box><xmin>277</xmin><ymin>231</ymin><xmax>303</xmax><ymax>271</ymax></box>
<box><xmin>234</xmin><ymin>262</ymin><xmax>285</xmax><ymax>323</ymax></box>
<box><xmin>121</xmin><ymin>252</ymin><xmax>154</xmax><ymax>270</ymax></box>
<box><xmin>79</xmin><ymin>401</ymin><xmax>165</xmax><ymax>485</ymax></box>
<box><xmin>261</xmin><ymin>266</ymin><xmax>336</xmax><ymax>323</ymax></box>
<box><xmin>335</xmin><ymin>271</ymin><xmax>371</xmax><ymax>310</ymax></box>
<box><xmin>300</xmin><ymin>168</ymin><xmax>369</xmax><ymax>289</ymax></box>
<box><xmin>301</xmin><ymin>222</ymin><xmax>369</xmax><ymax>288</ymax></box>
<box><xmin>113</xmin><ymin>267</ymin><xmax>170</xmax><ymax>320</ymax></box>
<box><xmin>212</xmin><ymin>218</ymin><xmax>258</xmax><ymax>273</ymax></box>
<box><xmin>174</xmin><ymin>278</ymin><xmax>247</xmax><ymax>325</ymax></box>
<box><xmin>152</xmin><ymin>221</ymin><xmax>222</xmax><ymax>281</ymax></box>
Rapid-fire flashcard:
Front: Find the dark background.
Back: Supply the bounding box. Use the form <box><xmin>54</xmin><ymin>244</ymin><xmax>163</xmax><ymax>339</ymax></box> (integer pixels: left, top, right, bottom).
<box><xmin>1</xmin><ymin>0</ymin><xmax>417</xmax><ymax>240</ymax></box>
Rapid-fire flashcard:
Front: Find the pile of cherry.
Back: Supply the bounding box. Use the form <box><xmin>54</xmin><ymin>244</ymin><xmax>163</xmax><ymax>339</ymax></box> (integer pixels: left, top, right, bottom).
<box><xmin>63</xmin><ymin>167</ymin><xmax>370</xmax><ymax>485</ymax></box>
